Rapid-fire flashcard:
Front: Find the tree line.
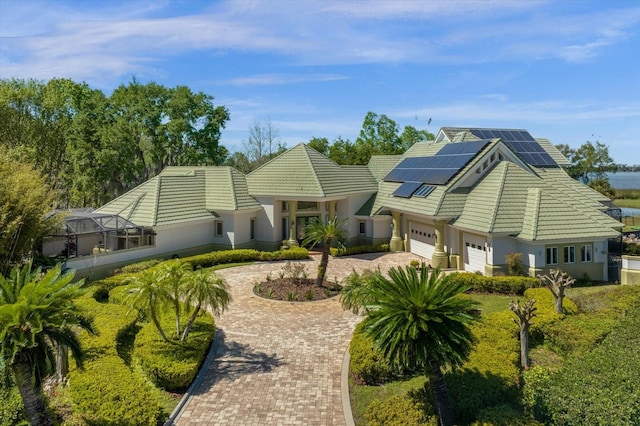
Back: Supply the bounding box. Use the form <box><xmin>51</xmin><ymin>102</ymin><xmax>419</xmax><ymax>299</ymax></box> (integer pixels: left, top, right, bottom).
<box><xmin>1</xmin><ymin>78</ymin><xmax>434</xmax><ymax>207</ymax></box>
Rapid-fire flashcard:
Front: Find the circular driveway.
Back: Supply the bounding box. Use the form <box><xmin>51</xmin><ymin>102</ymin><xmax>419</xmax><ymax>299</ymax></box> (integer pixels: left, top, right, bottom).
<box><xmin>172</xmin><ymin>252</ymin><xmax>417</xmax><ymax>425</ymax></box>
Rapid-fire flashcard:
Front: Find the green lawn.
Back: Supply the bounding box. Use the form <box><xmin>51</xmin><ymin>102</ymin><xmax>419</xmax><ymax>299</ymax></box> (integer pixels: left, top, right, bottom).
<box><xmin>467</xmin><ymin>293</ymin><xmax>514</xmax><ymax>314</ymax></box>
<box><xmin>614</xmin><ymin>199</ymin><xmax>640</xmax><ymax>208</ymax></box>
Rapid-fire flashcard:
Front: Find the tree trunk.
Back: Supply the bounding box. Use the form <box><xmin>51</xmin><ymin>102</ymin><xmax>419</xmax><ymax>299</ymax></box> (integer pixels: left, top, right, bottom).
<box><xmin>150</xmin><ymin>309</ymin><xmax>169</xmax><ymax>342</ymax></box>
<box><xmin>427</xmin><ymin>359</ymin><xmax>456</xmax><ymax>426</ymax></box>
<box><xmin>12</xmin><ymin>360</ymin><xmax>54</xmax><ymax>426</ymax></box>
<box><xmin>315</xmin><ymin>244</ymin><xmax>330</xmax><ymax>287</ymax></box>
<box><xmin>181</xmin><ymin>304</ymin><xmax>201</xmax><ymax>342</ymax></box>
<box><xmin>174</xmin><ymin>299</ymin><xmax>181</xmax><ymax>339</ymax></box>
<box><xmin>520</xmin><ymin>325</ymin><xmax>530</xmax><ymax>369</ymax></box>
<box><xmin>56</xmin><ymin>344</ymin><xmax>69</xmax><ymax>381</ymax></box>
<box><xmin>554</xmin><ymin>294</ymin><xmax>564</xmax><ymax>314</ymax></box>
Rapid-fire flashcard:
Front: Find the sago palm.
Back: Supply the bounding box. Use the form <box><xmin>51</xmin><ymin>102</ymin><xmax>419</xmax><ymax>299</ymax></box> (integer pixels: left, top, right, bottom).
<box><xmin>360</xmin><ymin>265</ymin><xmax>478</xmax><ymax>426</ymax></box>
<box><xmin>302</xmin><ymin>216</ymin><xmax>348</xmax><ymax>286</ymax></box>
<box><xmin>181</xmin><ymin>269</ymin><xmax>231</xmax><ymax>342</ymax></box>
<box><xmin>0</xmin><ymin>262</ymin><xmax>94</xmax><ymax>426</ymax></box>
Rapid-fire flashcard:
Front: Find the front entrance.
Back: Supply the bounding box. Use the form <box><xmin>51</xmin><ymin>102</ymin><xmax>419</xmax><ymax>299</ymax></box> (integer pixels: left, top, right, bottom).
<box><xmin>297</xmin><ymin>216</ymin><xmax>320</xmax><ymax>242</ymax></box>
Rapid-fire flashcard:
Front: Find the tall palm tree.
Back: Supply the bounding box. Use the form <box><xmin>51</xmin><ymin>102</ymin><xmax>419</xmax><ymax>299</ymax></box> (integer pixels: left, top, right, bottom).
<box><xmin>124</xmin><ymin>268</ymin><xmax>170</xmax><ymax>342</ymax></box>
<box><xmin>358</xmin><ymin>265</ymin><xmax>478</xmax><ymax>426</ymax></box>
<box><xmin>302</xmin><ymin>216</ymin><xmax>348</xmax><ymax>286</ymax></box>
<box><xmin>155</xmin><ymin>260</ymin><xmax>192</xmax><ymax>339</ymax></box>
<box><xmin>0</xmin><ymin>262</ymin><xmax>94</xmax><ymax>426</ymax></box>
<box><xmin>181</xmin><ymin>270</ymin><xmax>231</xmax><ymax>342</ymax></box>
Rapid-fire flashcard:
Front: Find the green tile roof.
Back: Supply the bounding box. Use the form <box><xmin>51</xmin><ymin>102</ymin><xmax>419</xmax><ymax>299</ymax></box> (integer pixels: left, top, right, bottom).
<box><xmin>247</xmin><ymin>143</ymin><xmax>377</xmax><ymax>197</ymax></box>
<box><xmin>367</xmin><ymin>155</ymin><xmax>402</xmax><ymax>180</ymax></box>
<box><xmin>97</xmin><ymin>167</ymin><xmax>260</xmax><ymax>226</ymax></box>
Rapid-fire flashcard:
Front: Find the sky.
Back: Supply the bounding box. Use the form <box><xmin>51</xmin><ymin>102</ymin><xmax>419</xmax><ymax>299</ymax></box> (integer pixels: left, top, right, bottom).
<box><xmin>1</xmin><ymin>0</ymin><xmax>640</xmax><ymax>166</ymax></box>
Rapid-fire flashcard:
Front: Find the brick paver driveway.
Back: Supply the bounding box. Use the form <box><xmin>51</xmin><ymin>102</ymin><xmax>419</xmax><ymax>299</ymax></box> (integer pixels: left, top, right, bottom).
<box><xmin>172</xmin><ymin>252</ymin><xmax>417</xmax><ymax>425</ymax></box>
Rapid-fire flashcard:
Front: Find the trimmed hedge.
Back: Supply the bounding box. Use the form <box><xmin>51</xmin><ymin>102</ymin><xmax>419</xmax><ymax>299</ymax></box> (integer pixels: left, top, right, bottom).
<box><xmin>523</xmin><ymin>287</ymin><xmax>577</xmax><ymax>344</ymax></box>
<box><xmin>133</xmin><ymin>310</ymin><xmax>216</xmax><ymax>391</ymax></box>
<box><xmin>365</xmin><ymin>394</ymin><xmax>436</xmax><ymax>426</ymax></box>
<box><xmin>447</xmin><ymin>311</ymin><xmax>521</xmax><ymax>423</ymax></box>
<box><xmin>533</xmin><ymin>305</ymin><xmax>640</xmax><ymax>425</ymax></box>
<box><xmin>349</xmin><ymin>322</ymin><xmax>394</xmax><ymax>385</ymax></box>
<box><xmin>330</xmin><ymin>243</ymin><xmax>389</xmax><ymax>257</ymax></box>
<box><xmin>449</xmin><ymin>272</ymin><xmax>538</xmax><ymax>295</ymax></box>
<box><xmin>181</xmin><ymin>247</ymin><xmax>308</xmax><ymax>269</ymax></box>
<box><xmin>69</xmin><ymin>298</ymin><xmax>161</xmax><ymax>425</ymax></box>
<box><xmin>0</xmin><ymin>379</ymin><xmax>24</xmax><ymax>426</ymax></box>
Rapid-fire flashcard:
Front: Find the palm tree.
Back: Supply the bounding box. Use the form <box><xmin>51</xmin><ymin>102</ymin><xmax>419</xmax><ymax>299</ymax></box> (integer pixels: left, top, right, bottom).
<box><xmin>357</xmin><ymin>265</ymin><xmax>478</xmax><ymax>426</ymax></box>
<box><xmin>0</xmin><ymin>262</ymin><xmax>94</xmax><ymax>426</ymax></box>
<box><xmin>302</xmin><ymin>216</ymin><xmax>348</xmax><ymax>286</ymax></box>
<box><xmin>181</xmin><ymin>270</ymin><xmax>231</xmax><ymax>342</ymax></box>
<box><xmin>124</xmin><ymin>268</ymin><xmax>171</xmax><ymax>342</ymax></box>
<box><xmin>155</xmin><ymin>260</ymin><xmax>192</xmax><ymax>339</ymax></box>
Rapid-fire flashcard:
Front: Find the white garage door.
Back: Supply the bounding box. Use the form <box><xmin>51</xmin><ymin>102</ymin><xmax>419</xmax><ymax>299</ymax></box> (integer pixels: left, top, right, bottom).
<box><xmin>464</xmin><ymin>234</ymin><xmax>487</xmax><ymax>273</ymax></box>
<box><xmin>409</xmin><ymin>222</ymin><xmax>436</xmax><ymax>260</ymax></box>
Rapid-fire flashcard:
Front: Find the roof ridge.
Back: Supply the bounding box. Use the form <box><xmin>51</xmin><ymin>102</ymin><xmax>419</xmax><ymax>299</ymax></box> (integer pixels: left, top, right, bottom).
<box><xmin>302</xmin><ymin>144</ymin><xmax>328</xmax><ymax>197</ymax></box>
<box><xmin>152</xmin><ymin>174</ymin><xmax>162</xmax><ymax>226</ymax></box>
<box><xmin>487</xmin><ymin>162</ymin><xmax>509</xmax><ymax>232</ymax></box>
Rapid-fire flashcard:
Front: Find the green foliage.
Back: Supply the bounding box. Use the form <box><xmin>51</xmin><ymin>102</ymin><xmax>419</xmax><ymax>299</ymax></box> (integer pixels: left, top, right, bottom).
<box><xmin>69</xmin><ymin>298</ymin><xmax>160</xmax><ymax>425</ymax></box>
<box><xmin>560</xmin><ymin>140</ymin><xmax>616</xmax><ymax>185</ymax></box>
<box><xmin>447</xmin><ymin>311</ymin><xmax>521</xmax><ymax>423</ymax></box>
<box><xmin>624</xmin><ymin>242</ymin><xmax>640</xmax><ymax>256</ymax></box>
<box><xmin>349</xmin><ymin>322</ymin><xmax>394</xmax><ymax>385</ymax></box>
<box><xmin>448</xmin><ymin>272</ymin><xmax>538</xmax><ymax>295</ymax></box>
<box><xmin>532</xmin><ymin>306</ymin><xmax>640</xmax><ymax>425</ymax></box>
<box><xmin>330</xmin><ymin>243</ymin><xmax>389</xmax><ymax>257</ymax></box>
<box><xmin>114</xmin><ymin>259</ymin><xmax>161</xmax><ymax>274</ymax></box>
<box><xmin>0</xmin><ymin>153</ymin><xmax>60</xmax><ymax>274</ymax></box>
<box><xmin>521</xmin><ymin>366</ymin><xmax>553</xmax><ymax>418</ymax></box>
<box><xmin>472</xmin><ymin>404</ymin><xmax>541</xmax><ymax>426</ymax></box>
<box><xmin>133</xmin><ymin>310</ymin><xmax>215</xmax><ymax>391</ymax></box>
<box><xmin>182</xmin><ymin>247</ymin><xmax>308</xmax><ymax>269</ymax></box>
<box><xmin>523</xmin><ymin>287</ymin><xmax>576</xmax><ymax>342</ymax></box>
<box><xmin>364</xmin><ymin>394</ymin><xmax>435</xmax><ymax>426</ymax></box>
<box><xmin>0</xmin><ymin>376</ymin><xmax>25</xmax><ymax>425</ymax></box>
<box><xmin>504</xmin><ymin>253</ymin><xmax>526</xmax><ymax>276</ymax></box>
<box><xmin>259</xmin><ymin>246</ymin><xmax>309</xmax><ymax>261</ymax></box>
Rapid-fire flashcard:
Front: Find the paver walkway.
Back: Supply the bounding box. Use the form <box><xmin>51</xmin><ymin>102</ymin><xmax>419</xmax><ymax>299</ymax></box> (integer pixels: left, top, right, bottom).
<box><xmin>173</xmin><ymin>252</ymin><xmax>418</xmax><ymax>425</ymax></box>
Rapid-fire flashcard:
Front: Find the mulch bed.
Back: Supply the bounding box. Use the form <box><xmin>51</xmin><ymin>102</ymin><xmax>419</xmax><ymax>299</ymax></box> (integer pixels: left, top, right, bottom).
<box><xmin>253</xmin><ymin>277</ymin><xmax>341</xmax><ymax>301</ymax></box>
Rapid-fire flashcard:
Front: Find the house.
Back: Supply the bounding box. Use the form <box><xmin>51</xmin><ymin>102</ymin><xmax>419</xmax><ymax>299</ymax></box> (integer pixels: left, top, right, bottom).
<box><xmin>57</xmin><ymin>127</ymin><xmax>621</xmax><ymax>281</ymax></box>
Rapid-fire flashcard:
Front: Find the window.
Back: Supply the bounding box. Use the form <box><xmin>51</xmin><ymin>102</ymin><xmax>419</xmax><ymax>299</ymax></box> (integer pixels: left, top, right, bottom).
<box><xmin>581</xmin><ymin>244</ymin><xmax>593</xmax><ymax>262</ymax></box>
<box><xmin>282</xmin><ymin>201</ymin><xmax>288</xmax><ymax>212</ymax></box>
<box><xmin>215</xmin><ymin>221</ymin><xmax>223</xmax><ymax>237</ymax></box>
<box><xmin>282</xmin><ymin>218</ymin><xmax>288</xmax><ymax>240</ymax></box>
<box><xmin>563</xmin><ymin>246</ymin><xmax>575</xmax><ymax>263</ymax></box>
<box><xmin>358</xmin><ymin>221</ymin><xmax>366</xmax><ymax>235</ymax></box>
<box><xmin>250</xmin><ymin>218</ymin><xmax>256</xmax><ymax>240</ymax></box>
<box><xmin>546</xmin><ymin>247</ymin><xmax>558</xmax><ymax>265</ymax></box>
<box><xmin>297</xmin><ymin>201</ymin><xmax>318</xmax><ymax>211</ymax></box>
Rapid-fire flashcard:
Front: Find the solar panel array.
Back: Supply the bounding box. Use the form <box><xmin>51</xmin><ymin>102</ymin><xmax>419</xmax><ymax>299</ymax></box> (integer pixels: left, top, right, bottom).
<box><xmin>384</xmin><ymin>139</ymin><xmax>490</xmax><ymax>186</ymax></box>
<box><xmin>469</xmin><ymin>129</ymin><xmax>556</xmax><ymax>167</ymax></box>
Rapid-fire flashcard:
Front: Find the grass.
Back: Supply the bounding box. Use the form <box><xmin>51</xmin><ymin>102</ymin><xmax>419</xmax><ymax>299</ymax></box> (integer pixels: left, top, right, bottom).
<box><xmin>614</xmin><ymin>199</ymin><xmax>640</xmax><ymax>208</ymax></box>
<box><xmin>467</xmin><ymin>293</ymin><xmax>513</xmax><ymax>314</ymax></box>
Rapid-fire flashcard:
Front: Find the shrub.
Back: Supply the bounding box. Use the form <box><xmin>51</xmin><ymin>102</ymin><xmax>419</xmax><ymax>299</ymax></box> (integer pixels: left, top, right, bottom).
<box><xmin>330</xmin><ymin>243</ymin><xmax>389</xmax><ymax>257</ymax></box>
<box><xmin>259</xmin><ymin>246</ymin><xmax>309</xmax><ymax>261</ymax></box>
<box><xmin>447</xmin><ymin>311</ymin><xmax>521</xmax><ymax>423</ymax></box>
<box><xmin>349</xmin><ymin>322</ymin><xmax>393</xmax><ymax>385</ymax></box>
<box><xmin>92</xmin><ymin>285</ymin><xmax>110</xmax><ymax>302</ymax></box>
<box><xmin>523</xmin><ymin>287</ymin><xmax>577</xmax><ymax>343</ymax></box>
<box><xmin>114</xmin><ymin>259</ymin><xmax>161</xmax><ymax>274</ymax></box>
<box><xmin>505</xmin><ymin>252</ymin><xmax>526</xmax><ymax>276</ymax></box>
<box><xmin>473</xmin><ymin>403</ymin><xmax>542</xmax><ymax>426</ymax></box>
<box><xmin>133</xmin><ymin>309</ymin><xmax>215</xmax><ymax>391</ymax></box>
<box><xmin>0</xmin><ymin>378</ymin><xmax>25</xmax><ymax>425</ymax></box>
<box><xmin>364</xmin><ymin>394</ymin><xmax>436</xmax><ymax>426</ymax></box>
<box><xmin>533</xmin><ymin>306</ymin><xmax>640</xmax><ymax>425</ymax></box>
<box><xmin>449</xmin><ymin>272</ymin><xmax>538</xmax><ymax>295</ymax></box>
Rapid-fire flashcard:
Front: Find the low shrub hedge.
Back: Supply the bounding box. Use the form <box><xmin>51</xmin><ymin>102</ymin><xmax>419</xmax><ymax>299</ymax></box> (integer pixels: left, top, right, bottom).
<box><xmin>523</xmin><ymin>287</ymin><xmax>577</xmax><ymax>344</ymax></box>
<box><xmin>447</xmin><ymin>311</ymin><xmax>521</xmax><ymax>423</ymax></box>
<box><xmin>532</xmin><ymin>305</ymin><xmax>640</xmax><ymax>425</ymax></box>
<box><xmin>449</xmin><ymin>272</ymin><xmax>538</xmax><ymax>295</ymax></box>
<box><xmin>69</xmin><ymin>298</ymin><xmax>161</xmax><ymax>425</ymax></box>
<box><xmin>114</xmin><ymin>259</ymin><xmax>162</xmax><ymax>274</ymax></box>
<box><xmin>133</xmin><ymin>310</ymin><xmax>216</xmax><ymax>391</ymax></box>
<box><xmin>0</xmin><ymin>378</ymin><xmax>24</xmax><ymax>426</ymax></box>
<box><xmin>182</xmin><ymin>247</ymin><xmax>308</xmax><ymax>269</ymax></box>
<box><xmin>364</xmin><ymin>394</ymin><xmax>436</xmax><ymax>426</ymax></box>
<box><xmin>330</xmin><ymin>243</ymin><xmax>389</xmax><ymax>257</ymax></box>
<box><xmin>349</xmin><ymin>322</ymin><xmax>394</xmax><ymax>385</ymax></box>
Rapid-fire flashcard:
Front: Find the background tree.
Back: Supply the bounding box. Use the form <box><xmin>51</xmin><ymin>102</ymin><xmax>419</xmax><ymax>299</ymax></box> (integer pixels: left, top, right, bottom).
<box><xmin>356</xmin><ymin>266</ymin><xmax>478</xmax><ymax>426</ymax></box>
<box><xmin>243</xmin><ymin>118</ymin><xmax>287</xmax><ymax>170</ymax></box>
<box><xmin>538</xmin><ymin>269</ymin><xmax>576</xmax><ymax>314</ymax></box>
<box><xmin>302</xmin><ymin>216</ymin><xmax>348</xmax><ymax>286</ymax></box>
<box><xmin>181</xmin><ymin>270</ymin><xmax>231</xmax><ymax>342</ymax></box>
<box><xmin>0</xmin><ymin>152</ymin><xmax>60</xmax><ymax>275</ymax></box>
<box><xmin>510</xmin><ymin>299</ymin><xmax>537</xmax><ymax>369</ymax></box>
<box><xmin>556</xmin><ymin>141</ymin><xmax>616</xmax><ymax>197</ymax></box>
<box><xmin>0</xmin><ymin>262</ymin><xmax>94</xmax><ymax>426</ymax></box>
<box><xmin>307</xmin><ymin>137</ymin><xmax>330</xmax><ymax>156</ymax></box>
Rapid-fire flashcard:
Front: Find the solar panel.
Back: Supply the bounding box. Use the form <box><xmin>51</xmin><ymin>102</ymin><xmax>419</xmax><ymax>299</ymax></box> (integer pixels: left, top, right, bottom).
<box><xmin>392</xmin><ymin>181</ymin><xmax>422</xmax><ymax>198</ymax></box>
<box><xmin>413</xmin><ymin>184</ymin><xmax>436</xmax><ymax>198</ymax></box>
<box><xmin>467</xmin><ymin>129</ymin><xmax>556</xmax><ymax>167</ymax></box>
<box><xmin>384</xmin><ymin>139</ymin><xmax>491</xmax><ymax>185</ymax></box>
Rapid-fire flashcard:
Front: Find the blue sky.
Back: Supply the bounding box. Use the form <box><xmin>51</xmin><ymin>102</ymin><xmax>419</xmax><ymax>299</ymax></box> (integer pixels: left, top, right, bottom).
<box><xmin>1</xmin><ymin>0</ymin><xmax>639</xmax><ymax>165</ymax></box>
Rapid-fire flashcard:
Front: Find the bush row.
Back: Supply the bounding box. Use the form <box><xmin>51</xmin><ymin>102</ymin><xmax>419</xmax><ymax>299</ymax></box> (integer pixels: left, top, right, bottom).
<box><xmin>0</xmin><ymin>379</ymin><xmax>24</xmax><ymax>426</ymax></box>
<box><xmin>181</xmin><ymin>247</ymin><xmax>308</xmax><ymax>269</ymax></box>
<box><xmin>133</xmin><ymin>309</ymin><xmax>215</xmax><ymax>391</ymax></box>
<box><xmin>330</xmin><ymin>243</ymin><xmax>389</xmax><ymax>257</ymax></box>
<box><xmin>69</xmin><ymin>297</ymin><xmax>162</xmax><ymax>424</ymax></box>
<box><xmin>529</xmin><ymin>304</ymin><xmax>640</xmax><ymax>425</ymax></box>
<box><xmin>349</xmin><ymin>322</ymin><xmax>394</xmax><ymax>385</ymax></box>
<box><xmin>449</xmin><ymin>272</ymin><xmax>539</xmax><ymax>295</ymax></box>
<box><xmin>522</xmin><ymin>287</ymin><xmax>577</xmax><ymax>344</ymax></box>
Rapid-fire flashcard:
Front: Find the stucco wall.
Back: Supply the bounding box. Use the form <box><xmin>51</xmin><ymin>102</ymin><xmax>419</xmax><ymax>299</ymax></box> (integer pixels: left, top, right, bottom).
<box><xmin>622</xmin><ymin>255</ymin><xmax>640</xmax><ymax>285</ymax></box>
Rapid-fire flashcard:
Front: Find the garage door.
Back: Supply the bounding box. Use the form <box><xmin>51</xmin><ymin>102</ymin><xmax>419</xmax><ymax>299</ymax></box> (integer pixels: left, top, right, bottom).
<box><xmin>409</xmin><ymin>222</ymin><xmax>436</xmax><ymax>259</ymax></box>
<box><xmin>463</xmin><ymin>234</ymin><xmax>487</xmax><ymax>273</ymax></box>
